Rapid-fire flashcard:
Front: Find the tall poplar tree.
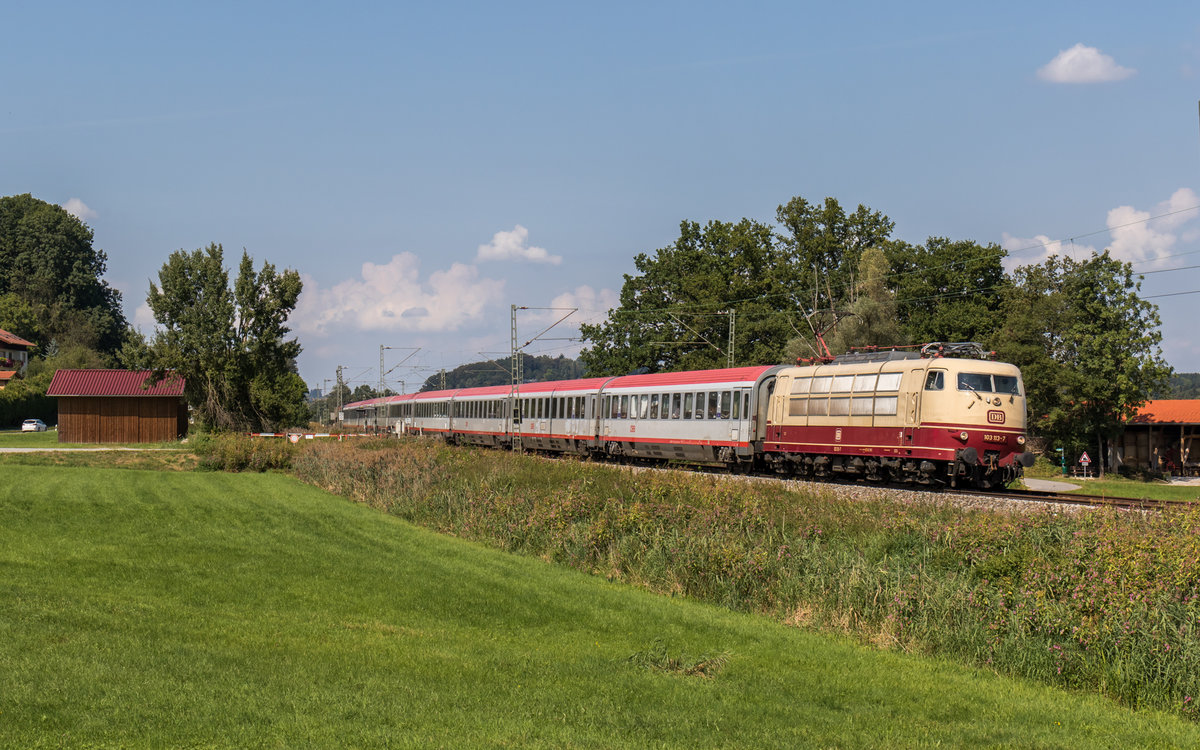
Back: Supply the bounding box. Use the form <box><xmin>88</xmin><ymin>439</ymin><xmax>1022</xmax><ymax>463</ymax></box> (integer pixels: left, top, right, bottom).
<box><xmin>147</xmin><ymin>243</ymin><xmax>308</xmax><ymax>432</ymax></box>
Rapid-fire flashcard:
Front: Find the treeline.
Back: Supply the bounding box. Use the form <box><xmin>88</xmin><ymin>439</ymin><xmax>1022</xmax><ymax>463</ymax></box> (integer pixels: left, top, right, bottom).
<box><xmin>580</xmin><ymin>195</ymin><xmax>1171</xmax><ymax>469</ymax></box>
<box><xmin>1157</xmin><ymin>373</ymin><xmax>1200</xmax><ymax>399</ymax></box>
<box><xmin>1</xmin><ymin>194</ymin><xmax>308</xmax><ymax>433</ymax></box>
<box><xmin>420</xmin><ymin>355</ymin><xmax>585</xmax><ymax>391</ymax></box>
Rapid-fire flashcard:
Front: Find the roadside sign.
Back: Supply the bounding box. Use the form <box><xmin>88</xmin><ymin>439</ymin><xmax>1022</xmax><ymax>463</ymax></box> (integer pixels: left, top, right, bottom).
<box><xmin>1079</xmin><ymin>452</ymin><xmax>1091</xmax><ymax>465</ymax></box>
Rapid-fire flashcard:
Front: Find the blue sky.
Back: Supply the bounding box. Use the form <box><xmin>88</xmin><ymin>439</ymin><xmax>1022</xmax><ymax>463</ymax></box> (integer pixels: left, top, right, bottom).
<box><xmin>4</xmin><ymin>2</ymin><xmax>1200</xmax><ymax>390</ymax></box>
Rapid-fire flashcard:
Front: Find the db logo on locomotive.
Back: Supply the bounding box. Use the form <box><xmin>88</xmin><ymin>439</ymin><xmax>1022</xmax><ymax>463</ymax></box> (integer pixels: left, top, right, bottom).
<box><xmin>986</xmin><ymin>410</ymin><xmax>1006</xmax><ymax>424</ymax></box>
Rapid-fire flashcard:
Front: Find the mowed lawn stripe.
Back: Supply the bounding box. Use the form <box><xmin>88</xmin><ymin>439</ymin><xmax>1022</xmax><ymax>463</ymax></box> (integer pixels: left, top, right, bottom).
<box><xmin>1</xmin><ymin>465</ymin><xmax>1195</xmax><ymax>748</ymax></box>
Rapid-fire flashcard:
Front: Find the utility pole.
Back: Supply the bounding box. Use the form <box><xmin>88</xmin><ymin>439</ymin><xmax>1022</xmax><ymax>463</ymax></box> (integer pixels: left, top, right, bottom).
<box><xmin>511</xmin><ymin>305</ymin><xmax>523</xmax><ymax>451</ymax></box>
<box><xmin>335</xmin><ymin>365</ymin><xmax>345</xmax><ymax>423</ymax></box>
<box><xmin>379</xmin><ymin>346</ymin><xmax>420</xmax><ymax>395</ymax></box>
<box><xmin>726</xmin><ymin>309</ymin><xmax>736</xmax><ymax>368</ymax></box>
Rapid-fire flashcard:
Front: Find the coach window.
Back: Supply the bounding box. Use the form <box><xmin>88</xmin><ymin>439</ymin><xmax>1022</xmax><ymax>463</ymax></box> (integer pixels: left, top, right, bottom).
<box><xmin>854</xmin><ymin>374</ymin><xmax>877</xmax><ymax>393</ymax></box>
<box><xmin>811</xmin><ymin>376</ymin><xmax>832</xmax><ymax>394</ymax></box>
<box><xmin>790</xmin><ymin>377</ymin><xmax>811</xmax><ymax>394</ymax></box>
<box><xmin>743</xmin><ymin>392</ymin><xmax>750</xmax><ymax>417</ymax></box>
<box><xmin>683</xmin><ymin>393</ymin><xmax>693</xmax><ymax>419</ymax></box>
<box><xmin>851</xmin><ymin>396</ymin><xmax>873</xmax><ymax>416</ymax></box>
<box><xmin>732</xmin><ymin>390</ymin><xmax>741</xmax><ymax>419</ymax></box>
<box><xmin>789</xmin><ymin>396</ymin><xmax>807</xmax><ymax>417</ymax></box>
<box><xmin>808</xmin><ymin>396</ymin><xmax>829</xmax><ymax>416</ymax></box>
<box><xmin>708</xmin><ymin>392</ymin><xmax>720</xmax><ymax>419</ymax></box>
<box><xmin>637</xmin><ymin>394</ymin><xmax>648</xmax><ymax>419</ymax></box>
<box><xmin>720</xmin><ymin>391</ymin><xmax>731</xmax><ymax>419</ymax></box>
<box><xmin>671</xmin><ymin>393</ymin><xmax>682</xmax><ymax>419</ymax></box>
<box><xmin>617</xmin><ymin>395</ymin><xmax>627</xmax><ymax>419</ymax></box>
<box><xmin>691</xmin><ymin>392</ymin><xmax>703</xmax><ymax>419</ymax></box>
<box><xmin>830</xmin><ymin>397</ymin><xmax>851</xmax><ymax>417</ymax></box>
<box><xmin>832</xmin><ymin>374</ymin><xmax>854</xmax><ymax>393</ymax></box>
<box><xmin>925</xmin><ymin>370</ymin><xmax>945</xmax><ymax>391</ymax></box>
<box><xmin>649</xmin><ymin>394</ymin><xmax>660</xmax><ymax>419</ymax></box>
<box><xmin>874</xmin><ymin>396</ymin><xmax>899</xmax><ymax>415</ymax></box>
<box><xmin>877</xmin><ymin>372</ymin><xmax>902</xmax><ymax>391</ymax></box>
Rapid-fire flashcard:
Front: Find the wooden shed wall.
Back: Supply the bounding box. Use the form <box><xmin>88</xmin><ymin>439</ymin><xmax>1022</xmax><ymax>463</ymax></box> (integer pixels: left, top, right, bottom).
<box><xmin>57</xmin><ymin>397</ymin><xmax>187</xmax><ymax>443</ymax></box>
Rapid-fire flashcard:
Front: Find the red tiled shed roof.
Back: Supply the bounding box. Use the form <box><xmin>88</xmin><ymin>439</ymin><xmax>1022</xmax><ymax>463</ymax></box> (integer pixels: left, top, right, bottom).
<box><xmin>0</xmin><ymin>329</ymin><xmax>35</xmax><ymax>348</ymax></box>
<box><xmin>0</xmin><ymin>371</ymin><xmax>16</xmax><ymax>382</ymax></box>
<box><xmin>1130</xmin><ymin>400</ymin><xmax>1200</xmax><ymax>425</ymax></box>
<box><xmin>47</xmin><ymin>369</ymin><xmax>186</xmax><ymax>397</ymax></box>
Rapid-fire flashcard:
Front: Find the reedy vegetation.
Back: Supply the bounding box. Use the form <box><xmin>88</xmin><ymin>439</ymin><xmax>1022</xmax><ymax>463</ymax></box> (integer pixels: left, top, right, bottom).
<box><xmin>289</xmin><ymin>438</ymin><xmax>1200</xmax><ymax>718</ymax></box>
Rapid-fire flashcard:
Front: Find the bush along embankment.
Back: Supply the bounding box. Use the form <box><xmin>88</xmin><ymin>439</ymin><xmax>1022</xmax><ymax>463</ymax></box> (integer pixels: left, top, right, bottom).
<box><xmin>289</xmin><ymin>439</ymin><xmax>1200</xmax><ymax>718</ymax></box>
<box><xmin>194</xmin><ymin>433</ymin><xmax>299</xmax><ymax>472</ymax></box>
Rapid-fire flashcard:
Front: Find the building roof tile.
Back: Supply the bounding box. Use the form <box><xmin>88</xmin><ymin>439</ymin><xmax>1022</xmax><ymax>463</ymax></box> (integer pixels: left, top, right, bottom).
<box><xmin>1130</xmin><ymin>400</ymin><xmax>1200</xmax><ymax>425</ymax></box>
<box><xmin>0</xmin><ymin>328</ymin><xmax>35</xmax><ymax>348</ymax></box>
<box><xmin>47</xmin><ymin>369</ymin><xmax>186</xmax><ymax>397</ymax></box>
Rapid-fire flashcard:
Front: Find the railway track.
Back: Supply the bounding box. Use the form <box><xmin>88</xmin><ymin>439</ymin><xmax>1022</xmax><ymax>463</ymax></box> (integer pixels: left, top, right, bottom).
<box><xmin>949</xmin><ymin>486</ymin><xmax>1199</xmax><ymax>511</ymax></box>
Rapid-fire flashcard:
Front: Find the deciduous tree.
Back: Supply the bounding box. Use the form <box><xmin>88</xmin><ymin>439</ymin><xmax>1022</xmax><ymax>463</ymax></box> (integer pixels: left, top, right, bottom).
<box><xmin>0</xmin><ymin>194</ymin><xmax>126</xmax><ymax>354</ymax></box>
<box><xmin>147</xmin><ymin>243</ymin><xmax>307</xmax><ymax>432</ymax></box>
<box><xmin>995</xmin><ymin>251</ymin><xmax>1171</xmax><ymax>476</ymax></box>
<box><xmin>884</xmin><ymin>237</ymin><xmax>1008</xmax><ymax>345</ymax></box>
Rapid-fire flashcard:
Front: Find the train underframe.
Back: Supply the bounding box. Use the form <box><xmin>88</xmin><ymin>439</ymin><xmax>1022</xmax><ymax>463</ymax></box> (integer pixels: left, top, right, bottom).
<box><xmin>761</xmin><ymin>446</ymin><xmax>1034</xmax><ymax>489</ymax></box>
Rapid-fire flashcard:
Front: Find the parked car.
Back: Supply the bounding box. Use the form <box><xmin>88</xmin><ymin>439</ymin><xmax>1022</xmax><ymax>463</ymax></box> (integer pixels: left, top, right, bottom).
<box><xmin>21</xmin><ymin>419</ymin><xmax>47</xmax><ymax>432</ymax></box>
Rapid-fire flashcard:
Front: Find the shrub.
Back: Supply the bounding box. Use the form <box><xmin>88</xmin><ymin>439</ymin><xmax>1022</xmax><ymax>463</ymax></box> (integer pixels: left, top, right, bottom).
<box><xmin>197</xmin><ymin>433</ymin><xmax>297</xmax><ymax>472</ymax></box>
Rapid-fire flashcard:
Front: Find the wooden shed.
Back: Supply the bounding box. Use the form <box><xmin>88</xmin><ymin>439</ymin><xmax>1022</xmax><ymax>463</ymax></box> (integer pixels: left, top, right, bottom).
<box><xmin>47</xmin><ymin>369</ymin><xmax>188</xmax><ymax>444</ymax></box>
<box><xmin>1117</xmin><ymin>399</ymin><xmax>1200</xmax><ymax>476</ymax></box>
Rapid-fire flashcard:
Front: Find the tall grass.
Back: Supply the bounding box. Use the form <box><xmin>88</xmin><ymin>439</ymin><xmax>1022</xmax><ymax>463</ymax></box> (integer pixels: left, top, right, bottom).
<box><xmin>290</xmin><ymin>439</ymin><xmax>1200</xmax><ymax>718</ymax></box>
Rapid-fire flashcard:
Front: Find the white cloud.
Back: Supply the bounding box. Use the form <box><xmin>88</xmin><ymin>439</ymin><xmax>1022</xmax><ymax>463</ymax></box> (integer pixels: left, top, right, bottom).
<box><xmin>1037</xmin><ymin>43</ymin><xmax>1135</xmax><ymax>83</ymax></box>
<box><xmin>547</xmin><ymin>285</ymin><xmax>619</xmax><ymax>325</ymax></box>
<box><xmin>1001</xmin><ymin>233</ymin><xmax>1095</xmax><ymax>272</ymax></box>
<box><xmin>1106</xmin><ymin>188</ymin><xmax>1200</xmax><ymax>263</ymax></box>
<box><xmin>1002</xmin><ymin>187</ymin><xmax>1200</xmax><ymax>271</ymax></box>
<box><xmin>292</xmin><ymin>253</ymin><xmax>506</xmax><ymax>336</ymax></box>
<box><xmin>132</xmin><ymin>302</ymin><xmax>157</xmax><ymax>332</ymax></box>
<box><xmin>476</xmin><ymin>225</ymin><xmax>562</xmax><ymax>265</ymax></box>
<box><xmin>61</xmin><ymin>198</ymin><xmax>98</xmax><ymax>221</ymax></box>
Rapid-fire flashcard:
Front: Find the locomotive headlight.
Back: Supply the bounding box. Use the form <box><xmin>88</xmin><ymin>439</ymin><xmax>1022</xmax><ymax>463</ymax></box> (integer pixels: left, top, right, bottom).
<box><xmin>1017</xmin><ymin>435</ymin><xmax>1026</xmax><ymax>445</ymax></box>
<box><xmin>959</xmin><ymin>431</ymin><xmax>969</xmax><ymax>442</ymax></box>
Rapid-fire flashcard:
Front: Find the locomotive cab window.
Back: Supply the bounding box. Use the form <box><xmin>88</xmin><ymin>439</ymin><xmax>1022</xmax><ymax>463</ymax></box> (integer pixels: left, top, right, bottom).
<box><xmin>925</xmin><ymin>370</ymin><xmax>945</xmax><ymax>391</ymax></box>
<box><xmin>994</xmin><ymin>375</ymin><xmax>1021</xmax><ymax>395</ymax></box>
<box><xmin>957</xmin><ymin>373</ymin><xmax>991</xmax><ymax>393</ymax></box>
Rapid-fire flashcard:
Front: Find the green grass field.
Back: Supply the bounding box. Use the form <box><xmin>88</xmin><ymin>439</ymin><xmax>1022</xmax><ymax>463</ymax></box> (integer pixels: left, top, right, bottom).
<box><xmin>3</xmin><ymin>464</ymin><xmax>1198</xmax><ymax>747</ymax></box>
<box><xmin>0</xmin><ymin>427</ymin><xmax>60</xmax><ymax>448</ymax></box>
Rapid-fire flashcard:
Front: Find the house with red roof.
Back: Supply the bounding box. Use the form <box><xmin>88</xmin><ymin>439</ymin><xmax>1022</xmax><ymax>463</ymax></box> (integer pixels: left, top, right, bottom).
<box><xmin>1120</xmin><ymin>400</ymin><xmax>1200</xmax><ymax>476</ymax></box>
<box><xmin>46</xmin><ymin>369</ymin><xmax>188</xmax><ymax>443</ymax></box>
<box><xmin>0</xmin><ymin>328</ymin><xmax>35</xmax><ymax>388</ymax></box>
